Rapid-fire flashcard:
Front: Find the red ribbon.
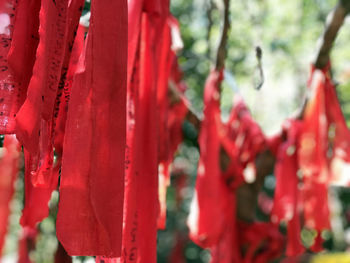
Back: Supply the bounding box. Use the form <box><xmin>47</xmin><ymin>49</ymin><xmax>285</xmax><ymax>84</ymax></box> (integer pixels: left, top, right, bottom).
<box><xmin>57</xmin><ymin>0</ymin><xmax>127</xmax><ymax>256</ymax></box>
<box><xmin>187</xmin><ymin>70</ymin><xmax>228</xmax><ymax>248</ymax></box>
<box><xmin>271</xmin><ymin>119</ymin><xmax>305</xmax><ymax>256</ymax></box>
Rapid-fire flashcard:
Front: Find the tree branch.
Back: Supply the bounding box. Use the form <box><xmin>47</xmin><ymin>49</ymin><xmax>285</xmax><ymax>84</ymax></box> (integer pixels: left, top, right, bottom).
<box><xmin>298</xmin><ymin>0</ymin><xmax>350</xmax><ymax>119</ymax></box>
<box><xmin>215</xmin><ymin>0</ymin><xmax>230</xmax><ymax>71</ymax></box>
<box><xmin>314</xmin><ymin>1</ymin><xmax>350</xmax><ymax>69</ymax></box>
<box><xmin>181</xmin><ymin>0</ymin><xmax>231</xmax><ymax>129</ymax></box>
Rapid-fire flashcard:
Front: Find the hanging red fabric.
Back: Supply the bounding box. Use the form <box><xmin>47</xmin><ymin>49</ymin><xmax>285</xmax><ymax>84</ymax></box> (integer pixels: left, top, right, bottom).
<box><xmin>0</xmin><ymin>135</ymin><xmax>20</xmax><ymax>256</ymax></box>
<box><xmin>219</xmin><ymin>95</ymin><xmax>265</xmax><ymax>190</ymax></box>
<box><xmin>57</xmin><ymin>0</ymin><xmax>127</xmax><ymax>257</ymax></box>
<box><xmin>270</xmin><ymin>65</ymin><xmax>350</xmax><ymax>254</ymax></box>
<box><xmin>20</xmin><ymin>149</ymin><xmax>54</xmax><ymax>228</ymax></box>
<box><xmin>127</xmin><ymin>0</ymin><xmax>163</xmax><ymax>85</ymax></box>
<box><xmin>323</xmin><ymin>69</ymin><xmax>350</xmax><ymax>185</ymax></box>
<box><xmin>210</xmin><ymin>192</ymin><xmax>240</xmax><ymax>263</ymax></box>
<box><xmin>157</xmin><ymin>20</ymin><xmax>174</xmax><ymax>230</ymax></box>
<box><xmin>15</xmin><ymin>0</ymin><xmax>83</xmax><ymax>189</ymax></box>
<box><xmin>97</xmin><ymin>0</ymin><xmax>165</xmax><ymax>262</ymax></box>
<box><xmin>299</xmin><ymin>67</ymin><xmax>331</xmax><ymax>232</ymax></box>
<box><xmin>18</xmin><ymin>0</ymin><xmax>84</xmax><ymax>229</ymax></box>
<box><xmin>187</xmin><ymin>70</ymin><xmax>228</xmax><ymax>248</ymax></box>
<box><xmin>15</xmin><ymin>0</ymin><xmax>68</xmax><ymax>155</ymax></box>
<box><xmin>97</xmin><ymin>35</ymin><xmax>143</xmax><ymax>263</ymax></box>
<box><xmin>7</xmin><ymin>0</ymin><xmax>41</xmax><ymax>136</ymax></box>
<box><xmin>0</xmin><ymin>0</ymin><xmax>23</xmax><ymax>134</ymax></box>
<box><xmin>135</xmin><ymin>12</ymin><xmax>160</xmax><ymax>263</ymax></box>
<box><xmin>50</xmin><ymin>0</ymin><xmax>85</xmax><ymax>125</ymax></box>
<box><xmin>299</xmin><ymin>68</ymin><xmax>329</xmax><ymax>184</ymax></box>
<box><xmin>107</xmin><ymin>36</ymin><xmax>142</xmax><ymax>263</ymax></box>
<box><xmin>157</xmin><ymin>42</ymin><xmax>188</xmax><ymax>229</ymax></box>
<box><xmin>110</xmin><ymin>1</ymin><xmax>146</xmax><ymax>260</ymax></box>
<box><xmin>50</xmin><ymin>18</ymin><xmax>85</xmax><ymax>190</ymax></box>
<box><xmin>7</xmin><ymin>0</ymin><xmax>40</xmax><ymax>106</ymax></box>
<box><xmin>228</xmin><ymin>96</ymin><xmax>265</xmax><ymax>167</ymax></box>
<box><xmin>41</xmin><ymin>0</ymin><xmax>85</xmax><ymax>185</ymax></box>
<box><xmin>54</xmin><ymin>23</ymin><xmax>85</xmax><ymax>170</ymax></box>
<box><xmin>210</xmin><ymin>95</ymin><xmax>267</xmax><ymax>263</ymax></box>
<box><xmin>271</xmin><ymin>119</ymin><xmax>304</xmax><ymax>256</ymax></box>
<box><xmin>157</xmin><ymin>55</ymin><xmax>188</xmax><ymax>229</ymax></box>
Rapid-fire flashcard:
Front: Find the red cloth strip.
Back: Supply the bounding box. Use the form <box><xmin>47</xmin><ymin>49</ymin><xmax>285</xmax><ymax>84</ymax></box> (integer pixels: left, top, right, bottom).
<box><xmin>135</xmin><ymin>13</ymin><xmax>160</xmax><ymax>263</ymax></box>
<box><xmin>0</xmin><ymin>0</ymin><xmax>22</xmax><ymax>133</ymax></box>
<box><xmin>187</xmin><ymin>70</ymin><xmax>227</xmax><ymax>248</ymax></box>
<box><xmin>157</xmin><ymin>20</ymin><xmax>173</xmax><ymax>230</ymax></box>
<box><xmin>20</xmin><ymin>149</ymin><xmax>54</xmax><ymax>228</ymax></box>
<box><xmin>272</xmin><ymin>119</ymin><xmax>305</xmax><ymax>256</ymax></box>
<box><xmin>54</xmin><ymin>23</ymin><xmax>85</xmax><ymax>160</ymax></box>
<box><xmin>112</xmin><ymin>36</ymin><xmax>142</xmax><ymax>263</ymax></box>
<box><xmin>7</xmin><ymin>0</ymin><xmax>40</xmax><ymax>103</ymax></box>
<box><xmin>299</xmin><ymin>67</ymin><xmax>332</xmax><ymax>232</ymax></box>
<box><xmin>100</xmin><ymin>0</ymin><xmax>167</xmax><ymax>261</ymax></box>
<box><xmin>15</xmin><ymin>0</ymin><xmax>68</xmax><ymax>154</ymax></box>
<box><xmin>57</xmin><ymin>0</ymin><xmax>127</xmax><ymax>256</ymax></box>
